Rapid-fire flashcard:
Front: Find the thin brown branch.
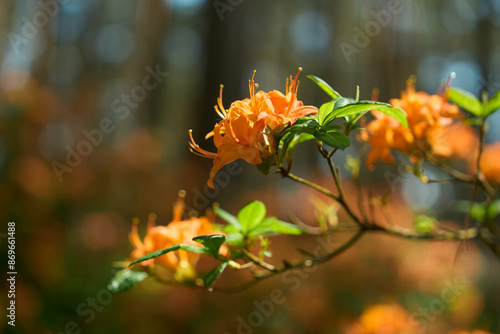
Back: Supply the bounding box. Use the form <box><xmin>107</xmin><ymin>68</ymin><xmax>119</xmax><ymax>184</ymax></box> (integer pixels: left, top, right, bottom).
<box><xmin>280</xmin><ymin>169</ymin><xmax>338</xmax><ymax>200</ymax></box>
<box><xmin>242</xmin><ymin>249</ymin><xmax>277</xmax><ymax>272</ymax></box>
<box><xmin>365</xmin><ymin>224</ymin><xmax>478</xmax><ymax>241</ymax></box>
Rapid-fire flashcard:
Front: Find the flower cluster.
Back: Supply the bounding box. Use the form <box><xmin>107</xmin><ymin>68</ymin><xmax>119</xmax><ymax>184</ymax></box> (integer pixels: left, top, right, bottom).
<box><xmin>361</xmin><ymin>77</ymin><xmax>472</xmax><ymax>169</ymax></box>
<box><xmin>190</xmin><ymin>69</ymin><xmax>318</xmax><ymax>187</ymax></box>
<box><xmin>128</xmin><ymin>191</ymin><xmax>221</xmax><ymax>282</ymax></box>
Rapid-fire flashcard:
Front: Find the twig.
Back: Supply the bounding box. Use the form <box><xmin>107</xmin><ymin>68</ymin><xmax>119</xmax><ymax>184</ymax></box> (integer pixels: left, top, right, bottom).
<box><xmin>242</xmin><ymin>249</ymin><xmax>277</xmax><ymax>272</ymax></box>
<box><xmin>280</xmin><ymin>169</ymin><xmax>338</xmax><ymax>200</ymax></box>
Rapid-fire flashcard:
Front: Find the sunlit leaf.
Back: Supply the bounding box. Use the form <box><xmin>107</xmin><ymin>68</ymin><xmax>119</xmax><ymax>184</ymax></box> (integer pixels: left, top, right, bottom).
<box><xmin>216</xmin><ymin>208</ymin><xmax>242</xmax><ymax>232</ymax></box>
<box><xmin>484</xmin><ymin>89</ymin><xmax>500</xmax><ymax>117</ymax></box>
<box><xmin>225</xmin><ymin>232</ymin><xmax>244</xmax><ymax>247</ymax></box>
<box><xmin>448</xmin><ymin>87</ymin><xmax>483</xmax><ymax>117</ymax></box>
<box><xmin>376</xmin><ymin>106</ymin><xmax>408</xmax><ymax>128</ymax></box>
<box><xmin>318</xmin><ymin>100</ymin><xmax>335</xmax><ymax>126</ymax></box>
<box><xmin>108</xmin><ymin>269</ymin><xmax>148</xmax><ymax>293</ymax></box>
<box><xmin>248</xmin><ymin>217</ymin><xmax>303</xmax><ymax>238</ymax></box>
<box><xmin>332</xmin><ymin>97</ymin><xmax>355</xmax><ymax>110</ymax></box>
<box><xmin>238</xmin><ymin>201</ymin><xmax>266</xmax><ymax>234</ymax></box>
<box><xmin>453</xmin><ymin>201</ymin><xmax>486</xmax><ymax>221</ymax></box>
<box><xmin>323</xmin><ymin>101</ymin><xmax>390</xmax><ymax>125</ymax></box>
<box><xmin>307</xmin><ymin>75</ymin><xmax>341</xmax><ymax>99</ymax></box>
<box><xmin>486</xmin><ymin>199</ymin><xmax>500</xmax><ymax>220</ymax></box>
<box><xmin>221</xmin><ymin>224</ymin><xmax>244</xmax><ymax>247</ymax></box>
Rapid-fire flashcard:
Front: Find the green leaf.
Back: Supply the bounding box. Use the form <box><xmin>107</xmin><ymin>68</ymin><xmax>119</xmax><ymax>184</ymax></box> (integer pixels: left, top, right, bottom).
<box><xmin>293</xmin><ymin>115</ymin><xmax>317</xmax><ymax>124</ymax></box>
<box><xmin>108</xmin><ymin>269</ymin><xmax>148</xmax><ymax>293</ymax></box>
<box><xmin>221</xmin><ymin>224</ymin><xmax>244</xmax><ymax>246</ymax></box>
<box><xmin>484</xmin><ymin>89</ymin><xmax>500</xmax><ymax>117</ymax></box>
<box><xmin>414</xmin><ymin>215</ymin><xmax>436</xmax><ymax>234</ymax></box>
<box><xmin>486</xmin><ymin>199</ymin><xmax>500</xmax><ymax>220</ymax></box>
<box><xmin>448</xmin><ymin>87</ymin><xmax>483</xmax><ymax>117</ymax></box>
<box><xmin>376</xmin><ymin>106</ymin><xmax>408</xmax><ymax>128</ymax></box>
<box><xmin>318</xmin><ymin>100</ymin><xmax>335</xmax><ymax>126</ymax></box>
<box><xmin>314</xmin><ymin>131</ymin><xmax>351</xmax><ymax>149</ymax></box>
<box><xmin>323</xmin><ymin>125</ymin><xmax>343</xmax><ymax>132</ymax></box>
<box><xmin>225</xmin><ymin>232</ymin><xmax>244</xmax><ymax>247</ymax></box>
<box><xmin>216</xmin><ymin>208</ymin><xmax>242</xmax><ymax>232</ymax></box>
<box><xmin>179</xmin><ymin>244</ymin><xmax>211</xmax><ymax>254</ymax></box>
<box><xmin>349</xmin><ymin>125</ymin><xmax>366</xmax><ymax>131</ymax></box>
<box><xmin>257</xmin><ymin>154</ymin><xmax>275</xmax><ymax>175</ymax></box>
<box><xmin>238</xmin><ymin>201</ymin><xmax>266</xmax><ymax>234</ymax></box>
<box><xmin>453</xmin><ymin>201</ymin><xmax>486</xmax><ymax>221</ymax></box>
<box><xmin>129</xmin><ymin>245</ymin><xmax>181</xmax><ymax>266</ymax></box>
<box><xmin>129</xmin><ymin>244</ymin><xmax>208</xmax><ymax>267</ymax></box>
<box><xmin>192</xmin><ymin>234</ymin><xmax>226</xmax><ymax>256</ymax></box>
<box><xmin>204</xmin><ymin>262</ymin><xmax>228</xmax><ymax>287</ymax></box>
<box><xmin>248</xmin><ymin>217</ymin><xmax>303</xmax><ymax>238</ymax></box>
<box><xmin>285</xmin><ymin>119</ymin><xmax>319</xmax><ymax>135</ymax></box>
<box><xmin>323</xmin><ymin>101</ymin><xmax>390</xmax><ymax>125</ymax></box>
<box><xmin>332</xmin><ymin>97</ymin><xmax>355</xmax><ymax>110</ymax></box>
<box><xmin>307</xmin><ymin>75</ymin><xmax>341</xmax><ymax>99</ymax></box>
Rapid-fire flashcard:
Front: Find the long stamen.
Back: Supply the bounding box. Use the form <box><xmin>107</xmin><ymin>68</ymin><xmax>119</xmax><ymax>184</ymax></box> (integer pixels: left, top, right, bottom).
<box><xmin>291</xmin><ymin>67</ymin><xmax>302</xmax><ymax>96</ymax></box>
<box><xmin>189</xmin><ymin>148</ymin><xmax>215</xmax><ymax>158</ymax></box>
<box><xmin>173</xmin><ymin>190</ymin><xmax>186</xmax><ymax>221</ymax></box>
<box><xmin>188</xmin><ymin>130</ymin><xmax>217</xmax><ymax>158</ymax></box>
<box><xmin>249</xmin><ymin>70</ymin><xmax>257</xmax><ymax>98</ymax></box>
<box><xmin>147</xmin><ymin>213</ymin><xmax>156</xmax><ymax>231</ymax></box>
<box><xmin>406</xmin><ymin>75</ymin><xmax>417</xmax><ymax>95</ymax></box>
<box><xmin>129</xmin><ymin>217</ymin><xmax>143</xmax><ymax>248</ymax></box>
<box><xmin>215</xmin><ymin>85</ymin><xmax>227</xmax><ymax>119</ymax></box>
<box><xmin>441</xmin><ymin>72</ymin><xmax>456</xmax><ymax>100</ymax></box>
<box><xmin>286</xmin><ymin>67</ymin><xmax>302</xmax><ymax>111</ymax></box>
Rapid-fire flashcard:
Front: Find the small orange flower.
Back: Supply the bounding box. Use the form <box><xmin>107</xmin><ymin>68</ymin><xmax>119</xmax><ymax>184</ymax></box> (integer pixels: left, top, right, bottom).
<box><xmin>478</xmin><ymin>142</ymin><xmax>500</xmax><ymax>185</ymax></box>
<box><xmin>362</xmin><ymin>77</ymin><xmax>467</xmax><ymax>169</ymax></box>
<box><xmin>129</xmin><ymin>191</ymin><xmax>221</xmax><ymax>281</ymax></box>
<box><xmin>344</xmin><ymin>304</ymin><xmax>417</xmax><ymax>334</ymax></box>
<box><xmin>190</xmin><ymin>69</ymin><xmax>318</xmax><ymax>187</ymax></box>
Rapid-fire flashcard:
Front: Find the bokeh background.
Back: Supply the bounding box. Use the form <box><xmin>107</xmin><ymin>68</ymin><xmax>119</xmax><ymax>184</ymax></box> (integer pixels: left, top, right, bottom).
<box><xmin>1</xmin><ymin>0</ymin><xmax>500</xmax><ymax>333</ymax></box>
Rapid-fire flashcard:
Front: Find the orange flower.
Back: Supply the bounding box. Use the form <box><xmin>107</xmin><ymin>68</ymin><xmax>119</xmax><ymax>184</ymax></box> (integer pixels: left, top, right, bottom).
<box><xmin>431</xmin><ymin>123</ymin><xmax>479</xmax><ymax>163</ymax></box>
<box><xmin>344</xmin><ymin>304</ymin><xmax>417</xmax><ymax>334</ymax></box>
<box><xmin>257</xmin><ymin>68</ymin><xmax>319</xmax><ymax>131</ymax></box>
<box><xmin>129</xmin><ymin>191</ymin><xmax>221</xmax><ymax>281</ymax></box>
<box><xmin>190</xmin><ymin>69</ymin><xmax>318</xmax><ymax>187</ymax></box>
<box><xmin>362</xmin><ymin>77</ymin><xmax>467</xmax><ymax>169</ymax></box>
<box><xmin>478</xmin><ymin>142</ymin><xmax>500</xmax><ymax>185</ymax></box>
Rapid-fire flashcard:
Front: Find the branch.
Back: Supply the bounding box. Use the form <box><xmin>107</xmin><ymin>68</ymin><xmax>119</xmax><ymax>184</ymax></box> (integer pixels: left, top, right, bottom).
<box><xmin>365</xmin><ymin>224</ymin><xmax>479</xmax><ymax>241</ymax></box>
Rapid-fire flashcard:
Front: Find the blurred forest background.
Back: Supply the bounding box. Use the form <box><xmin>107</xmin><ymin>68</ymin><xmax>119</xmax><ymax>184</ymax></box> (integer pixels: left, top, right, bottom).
<box><xmin>1</xmin><ymin>0</ymin><xmax>500</xmax><ymax>333</ymax></box>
